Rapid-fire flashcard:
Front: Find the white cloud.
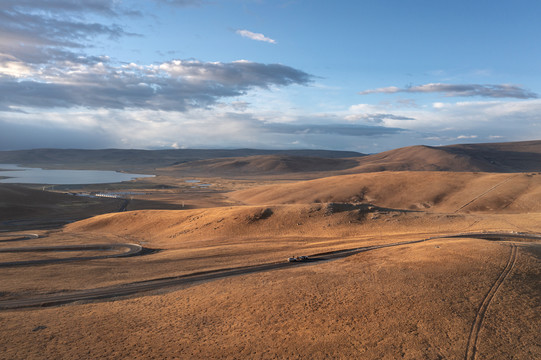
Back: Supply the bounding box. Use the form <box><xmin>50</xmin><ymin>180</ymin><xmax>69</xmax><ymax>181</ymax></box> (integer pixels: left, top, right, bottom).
<box><xmin>236</xmin><ymin>30</ymin><xmax>277</xmax><ymax>44</ymax></box>
<box><xmin>0</xmin><ymin>58</ymin><xmax>33</xmax><ymax>77</ymax></box>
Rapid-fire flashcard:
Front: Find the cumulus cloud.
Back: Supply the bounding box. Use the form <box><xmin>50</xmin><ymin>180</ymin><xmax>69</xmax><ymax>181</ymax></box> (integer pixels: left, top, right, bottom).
<box><xmin>236</xmin><ymin>30</ymin><xmax>277</xmax><ymax>44</ymax></box>
<box><xmin>360</xmin><ymin>83</ymin><xmax>538</xmax><ymax>99</ymax></box>
<box><xmin>0</xmin><ymin>60</ymin><xmax>312</xmax><ymax>111</ymax></box>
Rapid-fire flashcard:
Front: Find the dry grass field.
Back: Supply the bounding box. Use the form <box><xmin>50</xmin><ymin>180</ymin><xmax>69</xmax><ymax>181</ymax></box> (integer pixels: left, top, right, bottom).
<box><xmin>231</xmin><ymin>171</ymin><xmax>541</xmax><ymax>213</ymax></box>
<box><xmin>1</xmin><ymin>142</ymin><xmax>540</xmax><ymax>359</ymax></box>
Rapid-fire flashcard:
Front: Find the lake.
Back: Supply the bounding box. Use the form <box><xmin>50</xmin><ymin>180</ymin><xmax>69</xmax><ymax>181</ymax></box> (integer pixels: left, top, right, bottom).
<box><xmin>0</xmin><ymin>164</ymin><xmax>155</xmax><ymax>185</ymax></box>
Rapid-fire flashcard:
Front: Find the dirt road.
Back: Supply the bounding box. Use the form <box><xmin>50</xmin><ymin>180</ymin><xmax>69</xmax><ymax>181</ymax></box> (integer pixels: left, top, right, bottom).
<box><xmin>0</xmin><ymin>232</ymin><xmax>536</xmax><ymax>311</ymax></box>
<box><xmin>0</xmin><ymin>243</ymin><xmax>143</xmax><ymax>267</ymax></box>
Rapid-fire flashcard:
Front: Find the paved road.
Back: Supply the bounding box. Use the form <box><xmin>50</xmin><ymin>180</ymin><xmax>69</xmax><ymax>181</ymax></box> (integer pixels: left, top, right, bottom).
<box><xmin>1</xmin><ymin>232</ymin><xmax>538</xmax><ymax>310</ymax></box>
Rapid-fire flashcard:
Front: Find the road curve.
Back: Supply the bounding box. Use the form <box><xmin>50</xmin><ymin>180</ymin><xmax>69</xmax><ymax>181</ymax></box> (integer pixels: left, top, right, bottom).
<box><xmin>0</xmin><ymin>232</ymin><xmax>537</xmax><ymax>311</ymax></box>
<box><xmin>0</xmin><ymin>233</ymin><xmax>39</xmax><ymax>243</ymax></box>
<box><xmin>0</xmin><ymin>243</ymin><xmax>143</xmax><ymax>267</ymax></box>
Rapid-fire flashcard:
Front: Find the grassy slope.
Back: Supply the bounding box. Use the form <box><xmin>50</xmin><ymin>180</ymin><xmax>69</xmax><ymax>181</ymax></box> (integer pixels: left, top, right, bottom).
<box><xmin>346</xmin><ymin>140</ymin><xmax>541</xmax><ymax>173</ymax></box>
<box><xmin>231</xmin><ymin>171</ymin><xmax>541</xmax><ymax>213</ymax></box>
<box><xmin>1</xmin><ymin>236</ymin><xmax>539</xmax><ymax>359</ymax></box>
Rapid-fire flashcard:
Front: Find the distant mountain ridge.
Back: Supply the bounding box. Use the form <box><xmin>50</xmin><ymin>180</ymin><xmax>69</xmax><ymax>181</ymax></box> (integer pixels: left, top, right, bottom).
<box><xmin>160</xmin><ymin>155</ymin><xmax>360</xmax><ymax>176</ymax></box>
<box><xmin>0</xmin><ymin>148</ymin><xmax>363</xmax><ymax>172</ymax></box>
<box><xmin>0</xmin><ymin>140</ymin><xmax>539</xmax><ymax>174</ymax></box>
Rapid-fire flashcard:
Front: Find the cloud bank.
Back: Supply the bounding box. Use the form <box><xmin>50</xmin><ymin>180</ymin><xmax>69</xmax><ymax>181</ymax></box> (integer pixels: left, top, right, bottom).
<box><xmin>360</xmin><ymin>83</ymin><xmax>538</xmax><ymax>99</ymax></box>
<box><xmin>0</xmin><ymin>1</ymin><xmax>309</xmax><ymax>113</ymax></box>
<box><xmin>0</xmin><ymin>60</ymin><xmax>312</xmax><ymax>111</ymax></box>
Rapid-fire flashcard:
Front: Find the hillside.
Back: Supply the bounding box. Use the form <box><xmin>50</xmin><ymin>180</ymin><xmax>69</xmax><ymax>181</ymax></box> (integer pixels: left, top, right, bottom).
<box><xmin>348</xmin><ymin>140</ymin><xmax>541</xmax><ymax>173</ymax></box>
<box><xmin>158</xmin><ymin>155</ymin><xmax>360</xmax><ymax>177</ymax></box>
<box><xmin>0</xmin><ymin>148</ymin><xmax>363</xmax><ymax>172</ymax></box>
<box><xmin>0</xmin><ymin>140</ymin><xmax>539</xmax><ymax>176</ymax></box>
<box><xmin>231</xmin><ymin>171</ymin><xmax>541</xmax><ymax>213</ymax></box>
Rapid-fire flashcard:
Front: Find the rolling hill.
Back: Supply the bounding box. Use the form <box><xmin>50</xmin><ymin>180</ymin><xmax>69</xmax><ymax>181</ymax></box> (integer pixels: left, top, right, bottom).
<box><xmin>347</xmin><ymin>140</ymin><xmax>541</xmax><ymax>173</ymax></box>
<box><xmin>0</xmin><ymin>140</ymin><xmax>539</xmax><ymax>176</ymax></box>
<box><xmin>0</xmin><ymin>148</ymin><xmax>363</xmax><ymax>172</ymax></box>
<box><xmin>155</xmin><ymin>140</ymin><xmax>541</xmax><ymax>178</ymax></box>
<box><xmin>158</xmin><ymin>155</ymin><xmax>360</xmax><ymax>177</ymax></box>
<box><xmin>231</xmin><ymin>171</ymin><xmax>541</xmax><ymax>213</ymax></box>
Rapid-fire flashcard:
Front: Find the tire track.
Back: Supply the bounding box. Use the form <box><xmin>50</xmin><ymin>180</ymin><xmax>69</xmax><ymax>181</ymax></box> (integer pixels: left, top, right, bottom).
<box><xmin>455</xmin><ymin>175</ymin><xmax>518</xmax><ymax>213</ymax></box>
<box><xmin>464</xmin><ymin>243</ymin><xmax>518</xmax><ymax>360</ymax></box>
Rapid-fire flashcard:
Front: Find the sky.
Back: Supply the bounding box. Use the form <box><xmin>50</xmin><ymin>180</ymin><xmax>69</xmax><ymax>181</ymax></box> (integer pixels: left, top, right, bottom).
<box><xmin>0</xmin><ymin>0</ymin><xmax>540</xmax><ymax>153</ymax></box>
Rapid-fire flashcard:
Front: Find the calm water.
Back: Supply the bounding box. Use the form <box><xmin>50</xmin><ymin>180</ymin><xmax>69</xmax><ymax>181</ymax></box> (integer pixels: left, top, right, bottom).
<box><xmin>0</xmin><ymin>164</ymin><xmax>154</xmax><ymax>185</ymax></box>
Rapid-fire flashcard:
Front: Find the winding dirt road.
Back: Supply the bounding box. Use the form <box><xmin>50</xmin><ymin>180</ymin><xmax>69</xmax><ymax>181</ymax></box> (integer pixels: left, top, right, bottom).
<box><xmin>0</xmin><ymin>243</ymin><xmax>143</xmax><ymax>267</ymax></box>
<box><xmin>0</xmin><ymin>232</ymin><xmax>535</xmax><ymax>312</ymax></box>
<box><xmin>0</xmin><ymin>233</ymin><xmax>39</xmax><ymax>243</ymax></box>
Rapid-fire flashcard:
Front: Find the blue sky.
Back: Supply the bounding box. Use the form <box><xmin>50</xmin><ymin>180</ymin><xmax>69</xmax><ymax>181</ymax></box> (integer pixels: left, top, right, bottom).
<box><xmin>0</xmin><ymin>0</ymin><xmax>540</xmax><ymax>153</ymax></box>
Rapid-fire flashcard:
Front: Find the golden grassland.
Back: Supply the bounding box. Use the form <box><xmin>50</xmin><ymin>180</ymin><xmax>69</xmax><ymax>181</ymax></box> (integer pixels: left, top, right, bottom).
<box><xmin>2</xmin><ymin>234</ymin><xmax>539</xmax><ymax>359</ymax></box>
<box><xmin>1</xmin><ymin>169</ymin><xmax>540</xmax><ymax>359</ymax></box>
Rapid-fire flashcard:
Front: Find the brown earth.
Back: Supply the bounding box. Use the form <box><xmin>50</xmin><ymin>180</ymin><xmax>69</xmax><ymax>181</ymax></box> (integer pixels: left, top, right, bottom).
<box><xmin>1</xmin><ymin>202</ymin><xmax>540</xmax><ymax>359</ymax></box>
<box><xmin>1</xmin><ymin>140</ymin><xmax>540</xmax><ymax>359</ymax></box>
<box><xmin>346</xmin><ymin>140</ymin><xmax>541</xmax><ymax>174</ymax></box>
<box><xmin>232</xmin><ymin>171</ymin><xmax>541</xmax><ymax>213</ymax></box>
<box><xmin>1</xmin><ymin>228</ymin><xmax>539</xmax><ymax>359</ymax></box>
